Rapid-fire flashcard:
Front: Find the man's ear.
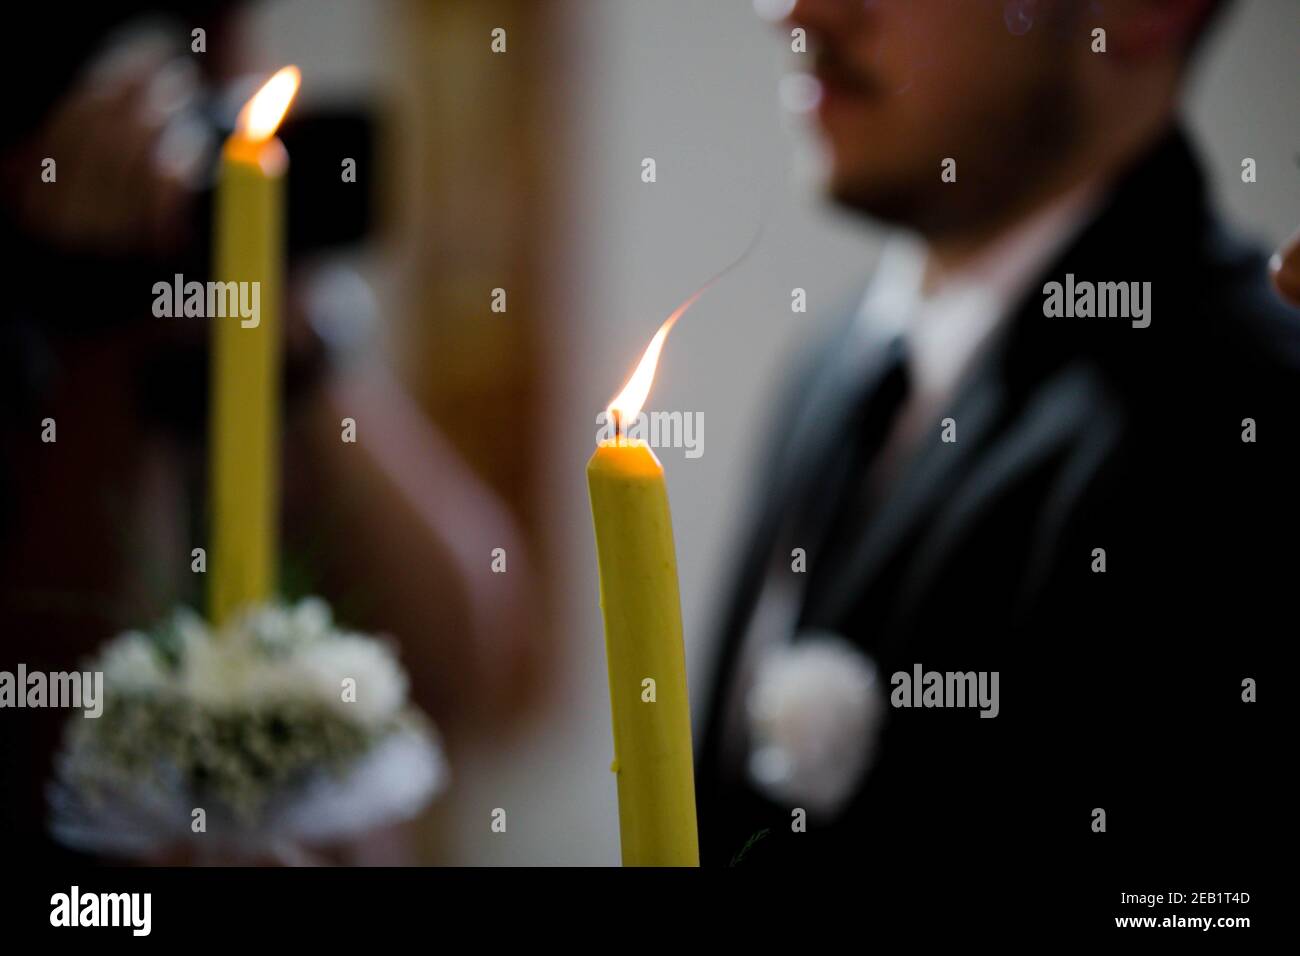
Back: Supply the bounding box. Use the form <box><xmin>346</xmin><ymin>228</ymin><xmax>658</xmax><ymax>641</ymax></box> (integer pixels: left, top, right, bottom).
<box><xmin>1271</xmin><ymin>228</ymin><xmax>1300</xmax><ymax>308</ymax></box>
<box><xmin>1106</xmin><ymin>0</ymin><xmax>1215</xmax><ymax>61</ymax></box>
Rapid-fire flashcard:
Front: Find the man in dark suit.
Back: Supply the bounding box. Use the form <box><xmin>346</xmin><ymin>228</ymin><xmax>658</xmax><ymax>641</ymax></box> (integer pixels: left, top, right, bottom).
<box><xmin>698</xmin><ymin>0</ymin><xmax>1295</xmax><ymax>883</ymax></box>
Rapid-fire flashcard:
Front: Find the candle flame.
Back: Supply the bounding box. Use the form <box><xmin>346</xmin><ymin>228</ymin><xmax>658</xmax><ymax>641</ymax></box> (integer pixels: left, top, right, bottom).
<box><xmin>604</xmin><ymin>219</ymin><xmax>765</xmax><ymax>438</ymax></box>
<box><xmin>606</xmin><ymin>288</ymin><xmax>706</xmax><ymax>434</ymax></box>
<box><xmin>236</xmin><ymin>66</ymin><xmax>301</xmax><ymax>142</ymax></box>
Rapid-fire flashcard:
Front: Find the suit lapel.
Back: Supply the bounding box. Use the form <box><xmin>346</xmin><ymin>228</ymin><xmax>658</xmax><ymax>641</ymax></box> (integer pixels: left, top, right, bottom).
<box><xmin>891</xmin><ymin>359</ymin><xmax>1124</xmax><ymax>633</ymax></box>
<box><xmin>800</xmin><ymin>346</ymin><xmax>1008</xmax><ymax>630</ymax></box>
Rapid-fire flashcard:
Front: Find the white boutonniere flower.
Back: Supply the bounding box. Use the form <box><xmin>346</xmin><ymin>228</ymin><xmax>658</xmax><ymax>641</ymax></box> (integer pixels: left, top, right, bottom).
<box><xmin>746</xmin><ymin>631</ymin><xmax>885</xmax><ymax>819</ymax></box>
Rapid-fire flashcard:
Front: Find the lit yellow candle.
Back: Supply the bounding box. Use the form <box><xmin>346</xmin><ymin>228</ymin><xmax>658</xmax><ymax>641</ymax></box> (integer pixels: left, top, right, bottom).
<box><xmin>209</xmin><ymin>66</ymin><xmax>300</xmax><ymax>626</ymax></box>
<box><xmin>588</xmin><ymin>301</ymin><xmax>700</xmax><ymax>867</ymax></box>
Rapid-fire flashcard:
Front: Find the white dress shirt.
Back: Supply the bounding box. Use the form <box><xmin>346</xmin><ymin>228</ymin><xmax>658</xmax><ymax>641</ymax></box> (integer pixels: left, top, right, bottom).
<box><xmin>861</xmin><ymin>183</ymin><xmax>1102</xmax><ymax>487</ymax></box>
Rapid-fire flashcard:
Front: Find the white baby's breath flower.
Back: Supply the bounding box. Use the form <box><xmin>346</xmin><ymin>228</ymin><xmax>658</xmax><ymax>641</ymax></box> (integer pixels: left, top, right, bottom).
<box><xmin>288</xmin><ymin>596</ymin><xmax>333</xmax><ymax>640</ymax></box>
<box><xmin>158</xmin><ymin>599</ymin><xmax>408</xmax><ymax>719</ymax></box>
<box><xmin>172</xmin><ymin>606</ymin><xmax>213</xmax><ymax>653</ymax></box>
<box><xmin>240</xmin><ymin>602</ymin><xmax>293</xmax><ymax>653</ymax></box>
<box><xmin>98</xmin><ymin>632</ymin><xmax>168</xmax><ymax>692</ymax></box>
<box><xmin>292</xmin><ymin>634</ymin><xmax>408</xmax><ymax>728</ymax></box>
<box><xmin>240</xmin><ymin>656</ymin><xmax>310</xmax><ymax>708</ymax></box>
<box><xmin>746</xmin><ymin>632</ymin><xmax>884</xmax><ymax>819</ymax></box>
<box><xmin>241</xmin><ymin>596</ymin><xmax>334</xmax><ymax>656</ymax></box>
<box><xmin>178</xmin><ymin>611</ymin><xmax>264</xmax><ymax>708</ymax></box>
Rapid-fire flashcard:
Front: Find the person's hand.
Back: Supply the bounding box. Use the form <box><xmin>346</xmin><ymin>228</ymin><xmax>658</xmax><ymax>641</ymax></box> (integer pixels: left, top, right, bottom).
<box><xmin>4</xmin><ymin>31</ymin><xmax>206</xmax><ymax>256</ymax></box>
<box><xmin>1270</xmin><ymin>228</ymin><xmax>1300</xmax><ymax>308</ymax></box>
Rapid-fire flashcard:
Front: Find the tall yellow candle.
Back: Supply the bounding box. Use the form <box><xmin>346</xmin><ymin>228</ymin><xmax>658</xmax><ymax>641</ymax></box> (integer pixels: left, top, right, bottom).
<box><xmin>588</xmin><ymin>304</ymin><xmax>700</xmax><ymax>867</ymax></box>
<box><xmin>209</xmin><ymin>66</ymin><xmax>300</xmax><ymax>626</ymax></box>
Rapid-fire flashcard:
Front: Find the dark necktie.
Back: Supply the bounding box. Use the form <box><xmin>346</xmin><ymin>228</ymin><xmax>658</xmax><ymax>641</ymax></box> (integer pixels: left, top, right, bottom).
<box><xmin>794</xmin><ymin>335</ymin><xmax>911</xmax><ymax>631</ymax></box>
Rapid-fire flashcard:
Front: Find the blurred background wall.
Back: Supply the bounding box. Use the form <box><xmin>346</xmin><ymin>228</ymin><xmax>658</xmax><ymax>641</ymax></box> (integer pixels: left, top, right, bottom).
<box><xmin>244</xmin><ymin>0</ymin><xmax>1299</xmax><ymax>864</ymax></box>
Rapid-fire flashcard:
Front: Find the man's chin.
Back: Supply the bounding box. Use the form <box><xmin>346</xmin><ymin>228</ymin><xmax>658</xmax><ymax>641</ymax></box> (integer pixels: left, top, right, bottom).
<box><xmin>826</xmin><ymin>169</ymin><xmax>917</xmax><ymax>228</ymax></box>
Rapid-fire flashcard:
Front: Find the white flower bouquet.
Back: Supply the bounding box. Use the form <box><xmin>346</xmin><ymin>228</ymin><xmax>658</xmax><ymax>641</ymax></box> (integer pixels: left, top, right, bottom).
<box><xmin>48</xmin><ymin>597</ymin><xmax>446</xmax><ymax>862</ymax></box>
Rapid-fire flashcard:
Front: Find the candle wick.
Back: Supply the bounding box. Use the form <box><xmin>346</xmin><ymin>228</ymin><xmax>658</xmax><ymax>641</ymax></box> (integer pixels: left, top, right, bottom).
<box><xmin>613</xmin><ymin>410</ymin><xmax>623</xmax><ymax>445</ymax></box>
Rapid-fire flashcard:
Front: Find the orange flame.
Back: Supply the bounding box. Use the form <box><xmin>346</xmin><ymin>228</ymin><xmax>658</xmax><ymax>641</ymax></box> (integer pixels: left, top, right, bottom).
<box><xmin>606</xmin><ymin>287</ymin><xmax>707</xmax><ymax>437</ymax></box>
<box><xmin>236</xmin><ymin>66</ymin><xmax>301</xmax><ymax>142</ymax></box>
<box><xmin>605</xmin><ymin>221</ymin><xmax>764</xmax><ymax>438</ymax></box>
